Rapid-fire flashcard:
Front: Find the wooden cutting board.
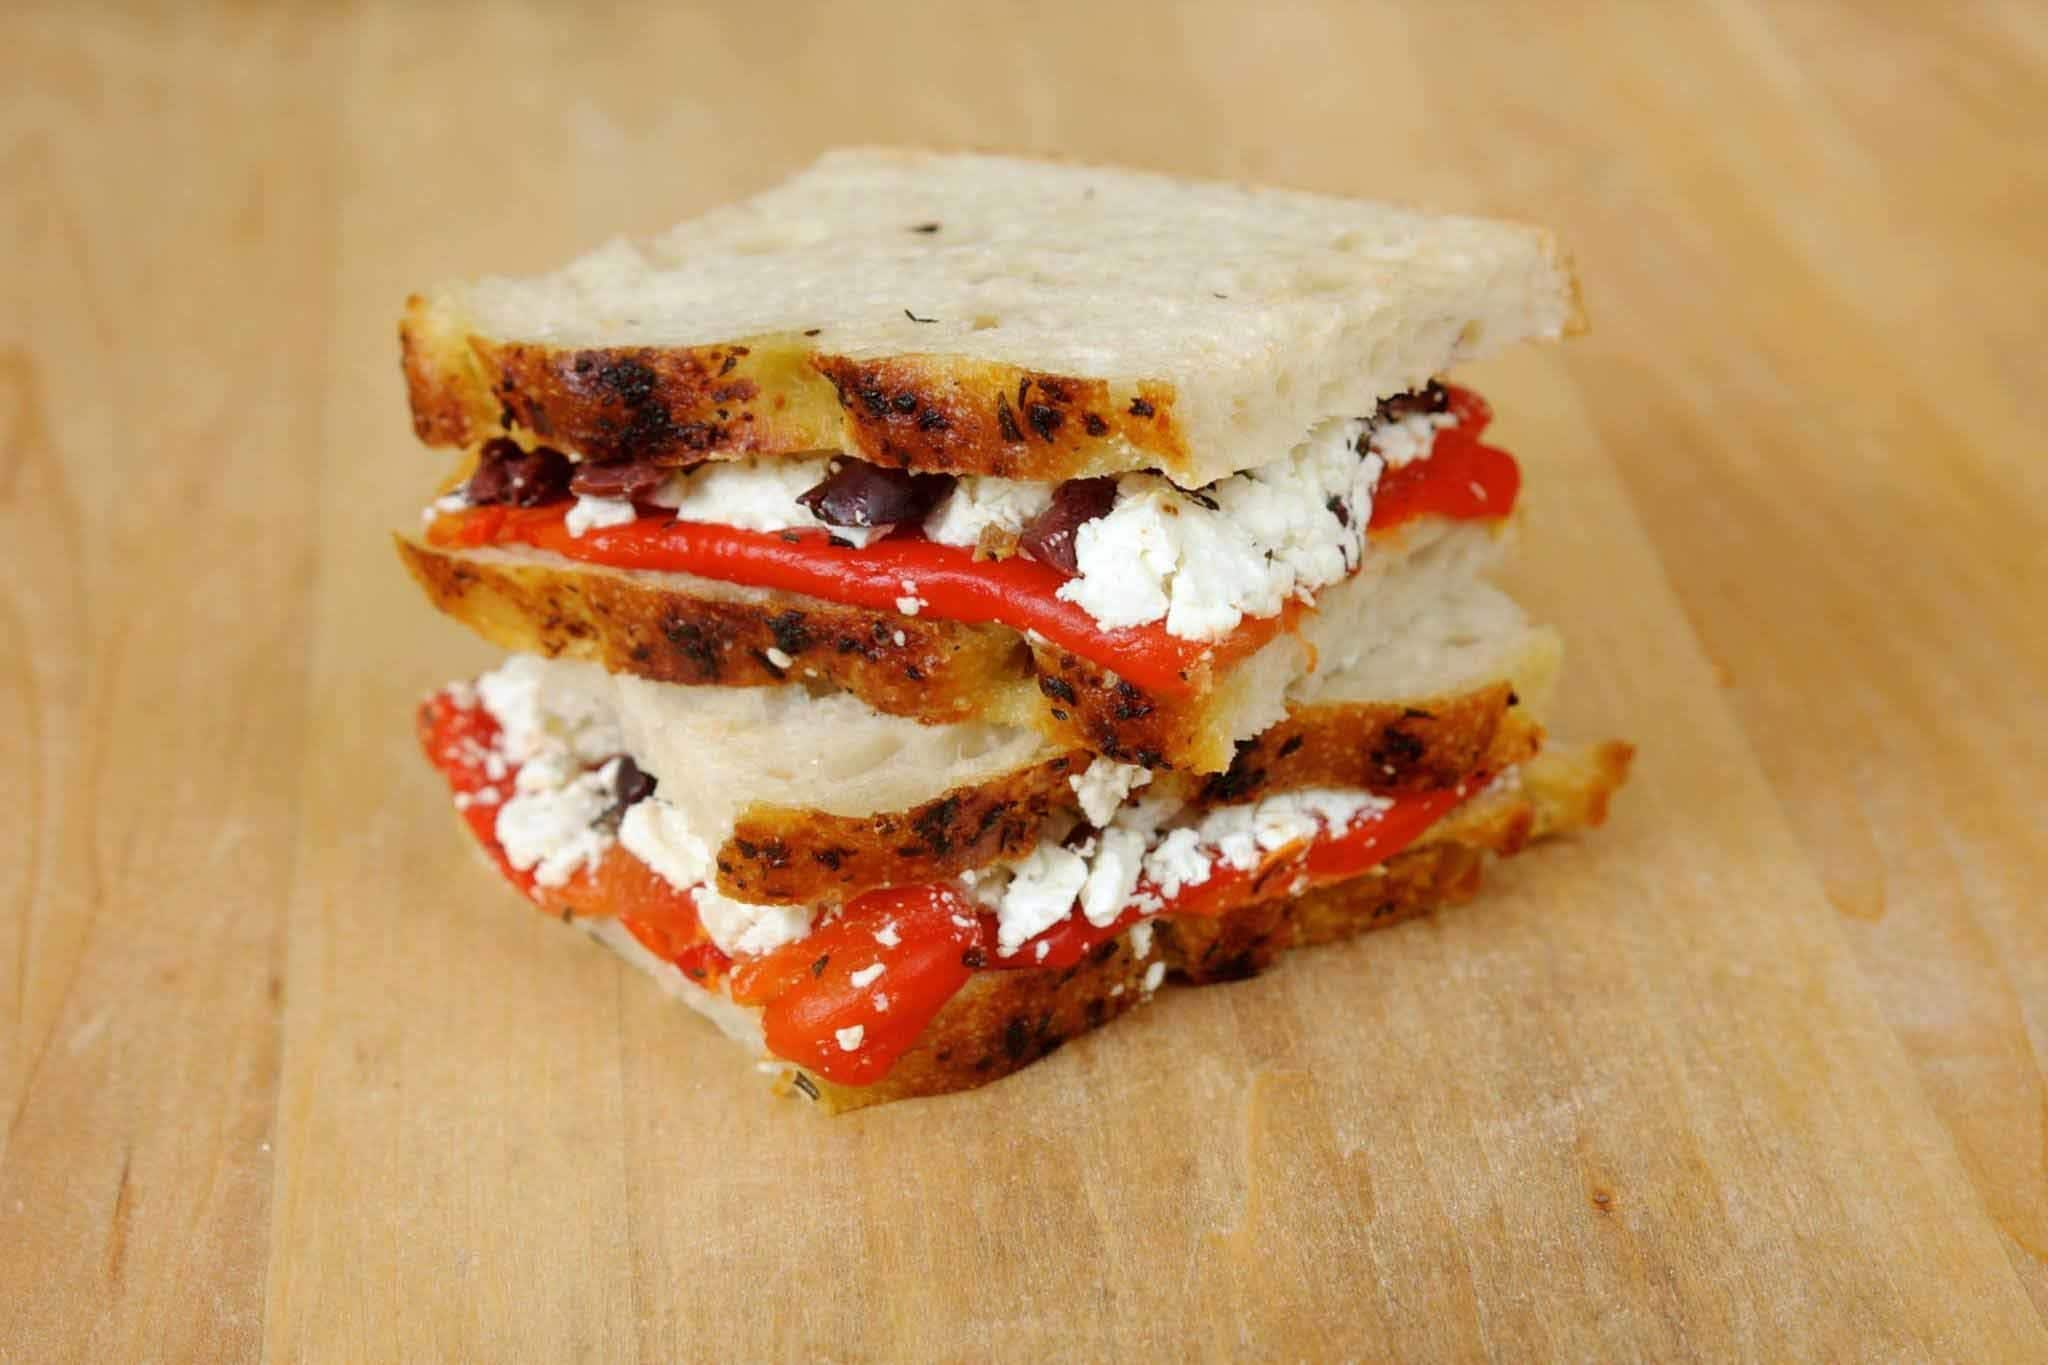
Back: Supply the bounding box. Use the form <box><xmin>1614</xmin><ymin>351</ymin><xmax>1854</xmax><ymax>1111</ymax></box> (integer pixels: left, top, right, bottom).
<box><xmin>4</xmin><ymin>2</ymin><xmax>2044</xmax><ymax>1358</ymax></box>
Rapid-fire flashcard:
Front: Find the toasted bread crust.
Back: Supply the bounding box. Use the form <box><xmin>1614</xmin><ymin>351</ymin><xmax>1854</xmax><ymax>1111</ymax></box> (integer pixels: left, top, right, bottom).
<box><xmin>717</xmin><ymin>750</ymin><xmax>1090</xmax><ymax>903</ymax></box>
<box><xmin>1199</xmin><ymin>684</ymin><xmax>1541</xmax><ymax>804</ymax></box>
<box><xmin>398</xmin><ymin>534</ymin><xmax>1034</xmax><ymax>726</ymax></box>
<box><xmin>400</xmin><ymin>535</ymin><xmax>1534</xmax><ymax>783</ymax></box>
<box><xmin>803</xmin><ymin>741</ymin><xmax>1631</xmax><ymax>1111</ymax></box>
<box><xmin>402</xmin><ymin>298</ymin><xmax>1190</xmax><ymax>480</ymax></box>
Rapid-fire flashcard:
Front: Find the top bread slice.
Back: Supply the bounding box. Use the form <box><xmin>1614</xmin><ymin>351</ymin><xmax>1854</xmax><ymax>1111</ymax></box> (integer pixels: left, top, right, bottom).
<box><xmin>403</xmin><ymin>148</ymin><xmax>1583</xmax><ymax>487</ymax></box>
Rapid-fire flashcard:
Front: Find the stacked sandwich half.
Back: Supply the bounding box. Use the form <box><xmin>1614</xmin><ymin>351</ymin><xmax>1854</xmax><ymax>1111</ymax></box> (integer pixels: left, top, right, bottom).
<box><xmin>398</xmin><ymin>150</ymin><xmax>1631</xmax><ymax>1110</ymax></box>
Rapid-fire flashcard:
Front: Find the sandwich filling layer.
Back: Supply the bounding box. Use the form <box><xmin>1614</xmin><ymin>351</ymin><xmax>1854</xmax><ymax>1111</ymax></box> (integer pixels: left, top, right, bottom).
<box><xmin>421</xmin><ymin>670</ymin><xmax>1500</xmax><ymax>1086</ymax></box>
<box><xmin>423</xmin><ymin>384</ymin><xmax>1515</xmax><ymax>691</ymax></box>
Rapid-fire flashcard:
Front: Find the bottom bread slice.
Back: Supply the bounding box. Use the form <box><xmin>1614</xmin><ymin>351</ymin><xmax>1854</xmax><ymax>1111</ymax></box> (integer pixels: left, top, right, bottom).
<box><xmin>569</xmin><ymin>740</ymin><xmax>1630</xmax><ymax>1112</ymax></box>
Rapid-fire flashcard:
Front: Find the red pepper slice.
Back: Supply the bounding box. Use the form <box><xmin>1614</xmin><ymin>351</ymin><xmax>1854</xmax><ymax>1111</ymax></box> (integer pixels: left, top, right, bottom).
<box><xmin>729</xmin><ymin>887</ymin><xmax>984</xmax><ymax>1086</ymax></box>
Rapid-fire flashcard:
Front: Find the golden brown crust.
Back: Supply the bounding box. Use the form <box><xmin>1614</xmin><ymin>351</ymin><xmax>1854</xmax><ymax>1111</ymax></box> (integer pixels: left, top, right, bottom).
<box><xmin>1021</xmin><ymin>636</ymin><xmax>1225</xmax><ymax>772</ymax></box>
<box><xmin>397</xmin><ymin>534</ymin><xmax>1032</xmax><ymax>726</ymax></box>
<box><xmin>715</xmin><ymin>751</ymin><xmax>1090</xmax><ymax>904</ymax></box>
<box><xmin>1197</xmin><ymin>685</ymin><xmax>1543</xmax><ymax>804</ymax></box>
<box><xmin>400</xmin><ymin>298</ymin><xmax>1189</xmax><ymax>480</ymax></box>
<box><xmin>802</xmin><ymin>742</ymin><xmax>1632</xmax><ymax>1111</ymax></box>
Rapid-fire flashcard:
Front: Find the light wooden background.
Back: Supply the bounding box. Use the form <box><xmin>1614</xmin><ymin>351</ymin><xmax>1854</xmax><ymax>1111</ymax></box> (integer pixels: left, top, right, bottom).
<box><xmin>4</xmin><ymin>1</ymin><xmax>2045</xmax><ymax>1359</ymax></box>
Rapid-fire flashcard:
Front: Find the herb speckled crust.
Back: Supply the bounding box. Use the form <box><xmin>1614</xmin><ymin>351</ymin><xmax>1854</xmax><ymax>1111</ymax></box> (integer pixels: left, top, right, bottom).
<box><xmin>402</xmin><ymin>297</ymin><xmax>1185</xmax><ymax>480</ymax></box>
<box><xmin>716</xmin><ymin>752</ymin><xmax>1090</xmax><ymax>905</ymax></box>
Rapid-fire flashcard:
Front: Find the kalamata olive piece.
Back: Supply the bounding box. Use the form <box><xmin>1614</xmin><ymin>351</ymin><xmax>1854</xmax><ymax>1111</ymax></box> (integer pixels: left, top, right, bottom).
<box><xmin>796</xmin><ymin>461</ymin><xmax>955</xmax><ymax>527</ymax></box>
<box><xmin>570</xmin><ymin>456</ymin><xmax>674</xmax><ymax>500</ymax></box>
<box><xmin>1017</xmin><ymin>477</ymin><xmax>1118</xmax><ymax>575</ymax></box>
<box><xmin>465</xmin><ymin>438</ymin><xmax>572</xmax><ymax>507</ymax></box>
<box><xmin>593</xmin><ymin>754</ymin><xmax>657</xmax><ymax>834</ymax></box>
<box><xmin>610</xmin><ymin>754</ymin><xmax>656</xmax><ymax>807</ymax></box>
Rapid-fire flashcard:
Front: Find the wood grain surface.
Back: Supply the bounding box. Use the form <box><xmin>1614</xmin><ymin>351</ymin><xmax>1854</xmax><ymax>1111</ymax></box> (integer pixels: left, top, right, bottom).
<box><xmin>4</xmin><ymin>1</ymin><xmax>2045</xmax><ymax>1359</ymax></box>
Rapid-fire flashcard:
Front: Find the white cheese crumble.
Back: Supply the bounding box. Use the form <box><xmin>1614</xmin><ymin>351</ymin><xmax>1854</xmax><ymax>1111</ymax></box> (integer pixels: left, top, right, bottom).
<box><xmin>922</xmin><ymin>477</ymin><xmax>1054</xmax><ymax>546</ymax></box>
<box><xmin>849</xmin><ymin>963</ymin><xmax>886</xmax><ymax>989</ymax></box>
<box><xmin>692</xmin><ymin>885</ymin><xmax>816</xmax><ymax>957</ymax></box>
<box><xmin>990</xmin><ymin>783</ymin><xmax>1397</xmax><ymax>955</ymax></box>
<box><xmin>1070</xmin><ymin>757</ymin><xmax>1152</xmax><ymax>828</ymax></box>
<box><xmin>472</xmin><ymin>658</ymin><xmax>630</xmax><ymax>887</ymax></box>
<box><xmin>1129</xmin><ymin>921</ymin><xmax>1154</xmax><ymax>960</ymax></box>
<box><xmin>1369</xmin><ymin>409</ymin><xmax>1459</xmax><ymax>468</ymax></box>
<box><xmin>894</xmin><ymin>596</ymin><xmax>924</xmax><ymax>616</ymax></box>
<box><xmin>997</xmin><ymin>843</ymin><xmax>1092</xmax><ymax>953</ymax></box>
<box><xmin>495</xmin><ymin>759</ymin><xmax>618</xmax><ymax>887</ymax></box>
<box><xmin>1056</xmin><ymin>417</ymin><xmax>1385</xmax><ymax>640</ymax></box>
<box><xmin>617</xmin><ymin>798</ymin><xmax>714</xmax><ymax>890</ymax></box>
<box><xmin>873</xmin><ymin>922</ymin><xmax>901</xmax><ymax>947</ymax></box>
<box><xmin>642</xmin><ymin>455</ymin><xmax>893</xmax><ymax>547</ymax></box>
<box><xmin>1142</xmin><ymin>961</ymin><xmax>1166</xmax><ymax>994</ymax></box>
<box><xmin>764</xmin><ymin>646</ymin><xmax>794</xmax><ymax>670</ymax></box>
<box><xmin>835</xmin><ymin>1025</ymin><xmax>865</xmax><ymax>1052</ymax></box>
<box><xmin>1077</xmin><ymin>828</ymin><xmax>1146</xmax><ymax>927</ymax></box>
<box><xmin>564</xmin><ymin>494</ymin><xmax>637</xmax><ymax>537</ymax></box>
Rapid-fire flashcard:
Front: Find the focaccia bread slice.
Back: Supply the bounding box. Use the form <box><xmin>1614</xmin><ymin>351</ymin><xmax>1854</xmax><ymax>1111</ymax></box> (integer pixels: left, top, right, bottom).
<box><xmin>580</xmin><ymin>741</ymin><xmax>1632</xmax><ymax>1112</ymax></box>
<box><xmin>399</xmin><ymin>517</ymin><xmax>1548</xmax><ymax>775</ymax></box>
<box><xmin>402</xmin><ymin>148</ymin><xmax>1581</xmax><ymax>487</ymax></box>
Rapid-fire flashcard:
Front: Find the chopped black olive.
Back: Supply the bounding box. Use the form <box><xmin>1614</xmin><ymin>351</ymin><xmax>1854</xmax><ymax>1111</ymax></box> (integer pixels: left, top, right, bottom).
<box><xmin>796</xmin><ymin>460</ymin><xmax>955</xmax><ymax>528</ymax></box>
<box><xmin>465</xmin><ymin>437</ymin><xmax>572</xmax><ymax>507</ymax></box>
<box><xmin>1018</xmin><ymin>477</ymin><xmax>1118</xmax><ymax>575</ymax></box>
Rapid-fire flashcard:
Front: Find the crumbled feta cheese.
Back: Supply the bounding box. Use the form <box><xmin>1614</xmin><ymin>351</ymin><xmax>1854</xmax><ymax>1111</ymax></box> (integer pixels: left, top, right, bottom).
<box><xmin>494</xmin><ymin>765</ymin><xmax>614</xmax><ymax>887</ymax></box>
<box><xmin>1078</xmin><ymin>828</ymin><xmax>1146</xmax><ymax>927</ymax></box>
<box><xmin>1129</xmin><ymin>920</ymin><xmax>1154</xmax><ymax>960</ymax></box>
<box><xmin>892</xmin><ymin>630</ymin><xmax>907</xmax><ymax>647</ymax></box>
<box><xmin>1057</xmin><ymin>417</ymin><xmax>1386</xmax><ymax>641</ymax></box>
<box><xmin>924</xmin><ymin>477</ymin><xmax>1055</xmax><ymax>547</ymax></box>
<box><xmin>873</xmin><ymin>922</ymin><xmax>902</xmax><ymax>947</ymax></box>
<box><xmin>1070</xmin><ymin>757</ymin><xmax>1152</xmax><ymax>828</ymax></box>
<box><xmin>1142</xmin><ymin>961</ymin><xmax>1166</xmax><ymax>994</ymax></box>
<box><xmin>618</xmin><ymin>798</ymin><xmax>714</xmax><ymax>890</ymax></box>
<box><xmin>1368</xmin><ymin>409</ymin><xmax>1457</xmax><ymax>469</ymax></box>
<box><xmin>996</xmin><ymin>843</ymin><xmax>1091</xmax><ymax>953</ymax></box>
<box><xmin>1143</xmin><ymin>828</ymin><xmax>1213</xmax><ymax>898</ymax></box>
<box><xmin>646</xmin><ymin>455</ymin><xmax>831</xmax><ymax>531</ymax></box>
<box><xmin>564</xmin><ymin>494</ymin><xmax>637</xmax><ymax>537</ymax></box>
<box><xmin>872</xmin><ymin>993</ymin><xmax>891</xmax><ymax>1012</ymax></box>
<box><xmin>1034</xmin><ymin>940</ymin><xmax>1050</xmax><ymax>961</ymax></box>
<box><xmin>895</xmin><ymin>595</ymin><xmax>924</xmax><ymax>616</ymax></box>
<box><xmin>990</xmin><ymin>779</ymin><xmax>1402</xmax><ymax>955</ymax></box>
<box><xmin>764</xmin><ymin>646</ymin><xmax>794</xmax><ymax>670</ymax></box>
<box><xmin>470</xmin><ymin>659</ymin><xmax>634</xmax><ymax>887</ymax></box>
<box><xmin>835</xmin><ymin>1025</ymin><xmax>865</xmax><ymax>1052</ymax></box>
<box><xmin>849</xmin><ymin>963</ymin><xmax>885</xmax><ymax>988</ymax></box>
<box><xmin>694</xmin><ymin>885</ymin><xmax>816</xmax><ymax>957</ymax></box>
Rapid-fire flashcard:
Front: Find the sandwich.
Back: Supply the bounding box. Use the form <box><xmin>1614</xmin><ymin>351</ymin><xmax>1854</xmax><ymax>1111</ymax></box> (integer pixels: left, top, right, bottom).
<box><xmin>397</xmin><ymin>149</ymin><xmax>1632</xmax><ymax>1110</ymax></box>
